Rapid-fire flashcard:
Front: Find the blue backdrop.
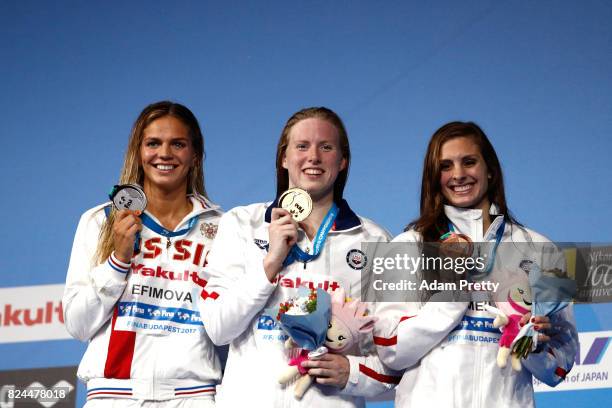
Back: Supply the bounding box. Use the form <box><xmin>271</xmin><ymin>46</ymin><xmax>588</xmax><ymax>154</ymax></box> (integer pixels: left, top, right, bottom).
<box><xmin>1</xmin><ymin>1</ymin><xmax>611</xmax><ymax>406</ymax></box>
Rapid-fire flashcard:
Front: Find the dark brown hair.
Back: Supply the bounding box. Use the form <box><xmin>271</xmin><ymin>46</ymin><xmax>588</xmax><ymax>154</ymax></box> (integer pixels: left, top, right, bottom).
<box><xmin>408</xmin><ymin>121</ymin><xmax>517</xmax><ymax>242</ymax></box>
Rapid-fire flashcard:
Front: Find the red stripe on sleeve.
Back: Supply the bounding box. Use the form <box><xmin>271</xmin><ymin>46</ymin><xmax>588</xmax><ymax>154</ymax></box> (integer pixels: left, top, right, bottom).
<box><xmin>373</xmin><ymin>336</ymin><xmax>397</xmax><ymax>346</ymax></box>
<box><xmin>359</xmin><ymin>364</ymin><xmax>401</xmax><ymax>384</ymax></box>
<box><xmin>103</xmin><ymin>306</ymin><xmax>136</xmax><ymax>379</ymax></box>
<box><xmin>373</xmin><ymin>316</ymin><xmax>414</xmax><ymax>347</ymax></box>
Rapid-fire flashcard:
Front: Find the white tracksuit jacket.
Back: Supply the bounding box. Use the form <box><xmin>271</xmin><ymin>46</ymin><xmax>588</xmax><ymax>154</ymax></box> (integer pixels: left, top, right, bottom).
<box><xmin>374</xmin><ymin>204</ymin><xmax>578</xmax><ymax>408</ymax></box>
<box><xmin>198</xmin><ymin>200</ymin><xmax>400</xmax><ymax>408</ymax></box>
<box><xmin>63</xmin><ymin>195</ymin><xmax>224</xmax><ymax>402</ymax></box>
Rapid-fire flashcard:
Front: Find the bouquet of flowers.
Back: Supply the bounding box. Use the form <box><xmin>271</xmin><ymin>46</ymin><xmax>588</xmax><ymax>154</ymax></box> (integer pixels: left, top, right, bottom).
<box><xmin>265</xmin><ymin>287</ymin><xmax>331</xmax><ymax>399</ymax></box>
<box><xmin>511</xmin><ymin>262</ymin><xmax>576</xmax><ymax>359</ymax></box>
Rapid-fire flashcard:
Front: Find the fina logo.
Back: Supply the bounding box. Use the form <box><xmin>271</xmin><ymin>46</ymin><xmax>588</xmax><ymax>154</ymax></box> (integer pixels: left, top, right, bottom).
<box><xmin>575</xmin><ymin>336</ymin><xmax>611</xmax><ymax>365</ymax></box>
<box><xmin>257</xmin><ymin>315</ymin><xmax>279</xmax><ymax>331</ymax></box>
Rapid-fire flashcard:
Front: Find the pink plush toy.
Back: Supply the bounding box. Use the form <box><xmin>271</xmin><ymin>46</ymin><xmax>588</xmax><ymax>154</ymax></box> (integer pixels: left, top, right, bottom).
<box><xmin>486</xmin><ymin>276</ymin><xmax>532</xmax><ymax>371</ymax></box>
<box><xmin>279</xmin><ymin>288</ymin><xmax>377</xmax><ymax>399</ymax></box>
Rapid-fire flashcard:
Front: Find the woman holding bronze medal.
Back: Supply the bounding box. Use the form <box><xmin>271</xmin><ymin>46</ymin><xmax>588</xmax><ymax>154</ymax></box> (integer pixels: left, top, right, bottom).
<box><xmin>199</xmin><ymin>107</ymin><xmax>398</xmax><ymax>407</ymax></box>
<box><xmin>374</xmin><ymin>122</ymin><xmax>578</xmax><ymax>407</ymax></box>
<box><xmin>63</xmin><ymin>101</ymin><xmax>224</xmax><ymax>407</ymax></box>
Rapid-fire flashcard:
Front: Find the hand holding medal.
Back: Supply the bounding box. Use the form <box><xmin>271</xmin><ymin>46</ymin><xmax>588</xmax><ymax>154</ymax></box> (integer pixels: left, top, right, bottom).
<box><xmin>109</xmin><ymin>184</ymin><xmax>148</xmax><ymax>212</ymax></box>
<box><xmin>278</xmin><ymin>188</ymin><xmax>313</xmax><ymax>222</ymax></box>
<box><xmin>264</xmin><ymin>189</ymin><xmax>309</xmax><ymax>280</ymax></box>
<box><xmin>265</xmin><ymin>188</ymin><xmax>338</xmax><ymax>282</ymax></box>
<box><xmin>279</xmin><ymin>188</ymin><xmax>338</xmax><ymax>268</ymax></box>
<box><xmin>439</xmin><ymin>231</ymin><xmax>474</xmax><ymax>259</ymax></box>
<box><xmin>109</xmin><ymin>184</ymin><xmax>146</xmax><ymax>263</ymax></box>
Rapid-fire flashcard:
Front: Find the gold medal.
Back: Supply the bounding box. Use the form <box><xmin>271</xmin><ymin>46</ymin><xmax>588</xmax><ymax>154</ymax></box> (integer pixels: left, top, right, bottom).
<box><xmin>278</xmin><ymin>188</ymin><xmax>313</xmax><ymax>222</ymax></box>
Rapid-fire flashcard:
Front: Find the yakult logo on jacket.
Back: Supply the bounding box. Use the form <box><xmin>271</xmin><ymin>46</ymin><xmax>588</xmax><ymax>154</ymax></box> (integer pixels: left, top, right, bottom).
<box><xmin>130</xmin><ymin>263</ymin><xmax>209</xmax><ymax>288</ymax></box>
<box><xmin>272</xmin><ymin>274</ymin><xmax>341</xmax><ymax>292</ymax></box>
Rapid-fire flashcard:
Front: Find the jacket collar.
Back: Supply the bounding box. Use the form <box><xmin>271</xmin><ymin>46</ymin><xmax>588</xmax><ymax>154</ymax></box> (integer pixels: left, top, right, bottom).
<box><xmin>189</xmin><ymin>194</ymin><xmax>221</xmax><ymax>215</ymax></box>
<box><xmin>444</xmin><ymin>203</ymin><xmax>504</xmax><ymax>240</ymax></box>
<box><xmin>443</xmin><ymin>203</ymin><xmax>501</xmax><ymax>220</ymax></box>
<box><xmin>141</xmin><ymin>195</ymin><xmax>221</xmax><ymax>231</ymax></box>
<box><xmin>264</xmin><ymin>198</ymin><xmax>361</xmax><ymax>231</ymax></box>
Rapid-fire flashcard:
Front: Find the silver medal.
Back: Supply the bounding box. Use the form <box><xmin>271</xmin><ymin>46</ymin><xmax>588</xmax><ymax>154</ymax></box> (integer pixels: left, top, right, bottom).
<box><xmin>110</xmin><ymin>184</ymin><xmax>147</xmax><ymax>212</ymax></box>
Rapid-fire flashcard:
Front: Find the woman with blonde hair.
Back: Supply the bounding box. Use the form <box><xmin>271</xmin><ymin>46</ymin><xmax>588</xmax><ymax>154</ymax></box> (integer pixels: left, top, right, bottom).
<box><xmin>63</xmin><ymin>101</ymin><xmax>223</xmax><ymax>407</ymax></box>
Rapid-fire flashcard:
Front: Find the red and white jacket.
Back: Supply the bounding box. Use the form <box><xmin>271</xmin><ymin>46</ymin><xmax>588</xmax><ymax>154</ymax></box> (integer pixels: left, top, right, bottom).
<box><xmin>373</xmin><ymin>204</ymin><xmax>578</xmax><ymax>408</ymax></box>
<box><xmin>199</xmin><ymin>199</ymin><xmax>400</xmax><ymax>408</ymax></box>
<box><xmin>63</xmin><ymin>195</ymin><xmax>223</xmax><ymax>402</ymax></box>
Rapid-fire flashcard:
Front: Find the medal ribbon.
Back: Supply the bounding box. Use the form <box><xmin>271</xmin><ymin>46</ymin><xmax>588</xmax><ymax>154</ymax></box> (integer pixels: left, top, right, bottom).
<box><xmin>104</xmin><ymin>204</ymin><xmax>199</xmax><ymax>251</ymax></box>
<box><xmin>139</xmin><ymin>213</ymin><xmax>199</xmax><ymax>248</ymax></box>
<box><xmin>283</xmin><ymin>203</ymin><xmax>339</xmax><ymax>267</ymax></box>
<box><xmin>448</xmin><ymin>218</ymin><xmax>505</xmax><ymax>276</ymax></box>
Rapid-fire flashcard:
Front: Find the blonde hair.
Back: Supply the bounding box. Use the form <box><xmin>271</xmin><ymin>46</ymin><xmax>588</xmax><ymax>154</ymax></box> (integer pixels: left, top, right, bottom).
<box><xmin>95</xmin><ymin>101</ymin><xmax>208</xmax><ymax>264</ymax></box>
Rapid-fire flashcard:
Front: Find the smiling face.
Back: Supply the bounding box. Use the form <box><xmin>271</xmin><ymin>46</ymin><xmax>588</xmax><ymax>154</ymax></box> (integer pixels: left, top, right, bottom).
<box><xmin>439</xmin><ymin>136</ymin><xmax>490</xmax><ymax>211</ymax></box>
<box><xmin>140</xmin><ymin>115</ymin><xmax>196</xmax><ymax>194</ymax></box>
<box><xmin>325</xmin><ymin>316</ymin><xmax>353</xmax><ymax>353</ymax></box>
<box><xmin>508</xmin><ymin>284</ymin><xmax>532</xmax><ymax>310</ymax></box>
<box><xmin>495</xmin><ymin>276</ymin><xmax>532</xmax><ymax>316</ymax></box>
<box><xmin>282</xmin><ymin>118</ymin><xmax>347</xmax><ymax>202</ymax></box>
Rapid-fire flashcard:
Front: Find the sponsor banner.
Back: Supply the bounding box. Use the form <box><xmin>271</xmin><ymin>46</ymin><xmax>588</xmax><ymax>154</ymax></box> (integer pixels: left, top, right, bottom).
<box><xmin>115</xmin><ymin>261</ymin><xmax>206</xmax><ymax>335</ymax></box>
<box><xmin>0</xmin><ymin>285</ymin><xmax>69</xmax><ymax>344</ymax></box>
<box><xmin>573</xmin><ymin>245</ymin><xmax>612</xmax><ymax>303</ymax></box>
<box><xmin>444</xmin><ymin>300</ymin><xmax>501</xmax><ymax>346</ymax></box>
<box><xmin>0</xmin><ymin>366</ymin><xmax>77</xmax><ymax>408</ymax></box>
<box><xmin>114</xmin><ymin>301</ymin><xmax>203</xmax><ymax>335</ymax></box>
<box><xmin>534</xmin><ymin>330</ymin><xmax>612</xmax><ymax>392</ymax></box>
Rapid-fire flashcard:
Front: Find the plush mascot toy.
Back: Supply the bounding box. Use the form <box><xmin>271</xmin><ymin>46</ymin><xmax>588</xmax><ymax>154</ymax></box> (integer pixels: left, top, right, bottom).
<box><xmin>276</xmin><ymin>287</ymin><xmax>377</xmax><ymax>399</ymax></box>
<box><xmin>486</xmin><ymin>275</ymin><xmax>532</xmax><ymax>371</ymax></box>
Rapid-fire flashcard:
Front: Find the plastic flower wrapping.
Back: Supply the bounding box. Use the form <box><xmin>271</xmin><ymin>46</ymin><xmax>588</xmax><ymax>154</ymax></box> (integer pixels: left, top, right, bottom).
<box><xmin>266</xmin><ymin>287</ymin><xmax>331</xmax><ymax>351</ymax></box>
<box><xmin>511</xmin><ymin>263</ymin><xmax>577</xmax><ymax>358</ymax></box>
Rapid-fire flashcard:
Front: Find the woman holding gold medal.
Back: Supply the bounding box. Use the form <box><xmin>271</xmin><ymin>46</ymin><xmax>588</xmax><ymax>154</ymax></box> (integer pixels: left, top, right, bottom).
<box><xmin>374</xmin><ymin>121</ymin><xmax>578</xmax><ymax>407</ymax></box>
<box><xmin>199</xmin><ymin>107</ymin><xmax>398</xmax><ymax>407</ymax></box>
<box><xmin>63</xmin><ymin>101</ymin><xmax>224</xmax><ymax>407</ymax></box>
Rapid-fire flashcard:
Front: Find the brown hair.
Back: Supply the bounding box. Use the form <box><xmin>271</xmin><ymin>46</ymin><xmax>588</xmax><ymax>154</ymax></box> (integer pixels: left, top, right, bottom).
<box><xmin>275</xmin><ymin>107</ymin><xmax>351</xmax><ymax>202</ymax></box>
<box><xmin>408</xmin><ymin>121</ymin><xmax>517</xmax><ymax>242</ymax></box>
<box><xmin>95</xmin><ymin>101</ymin><xmax>208</xmax><ymax>264</ymax></box>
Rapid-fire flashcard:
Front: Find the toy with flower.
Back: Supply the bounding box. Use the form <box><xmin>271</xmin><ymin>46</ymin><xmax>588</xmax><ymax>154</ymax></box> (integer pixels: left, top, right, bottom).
<box><xmin>269</xmin><ymin>287</ymin><xmax>377</xmax><ymax>399</ymax></box>
<box><xmin>266</xmin><ymin>287</ymin><xmax>331</xmax><ymax>399</ymax></box>
<box><xmin>485</xmin><ymin>274</ymin><xmax>532</xmax><ymax>371</ymax></box>
<box><xmin>485</xmin><ymin>260</ymin><xmax>577</xmax><ymax>371</ymax></box>
<box><xmin>510</xmin><ymin>262</ymin><xmax>576</xmax><ymax>361</ymax></box>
